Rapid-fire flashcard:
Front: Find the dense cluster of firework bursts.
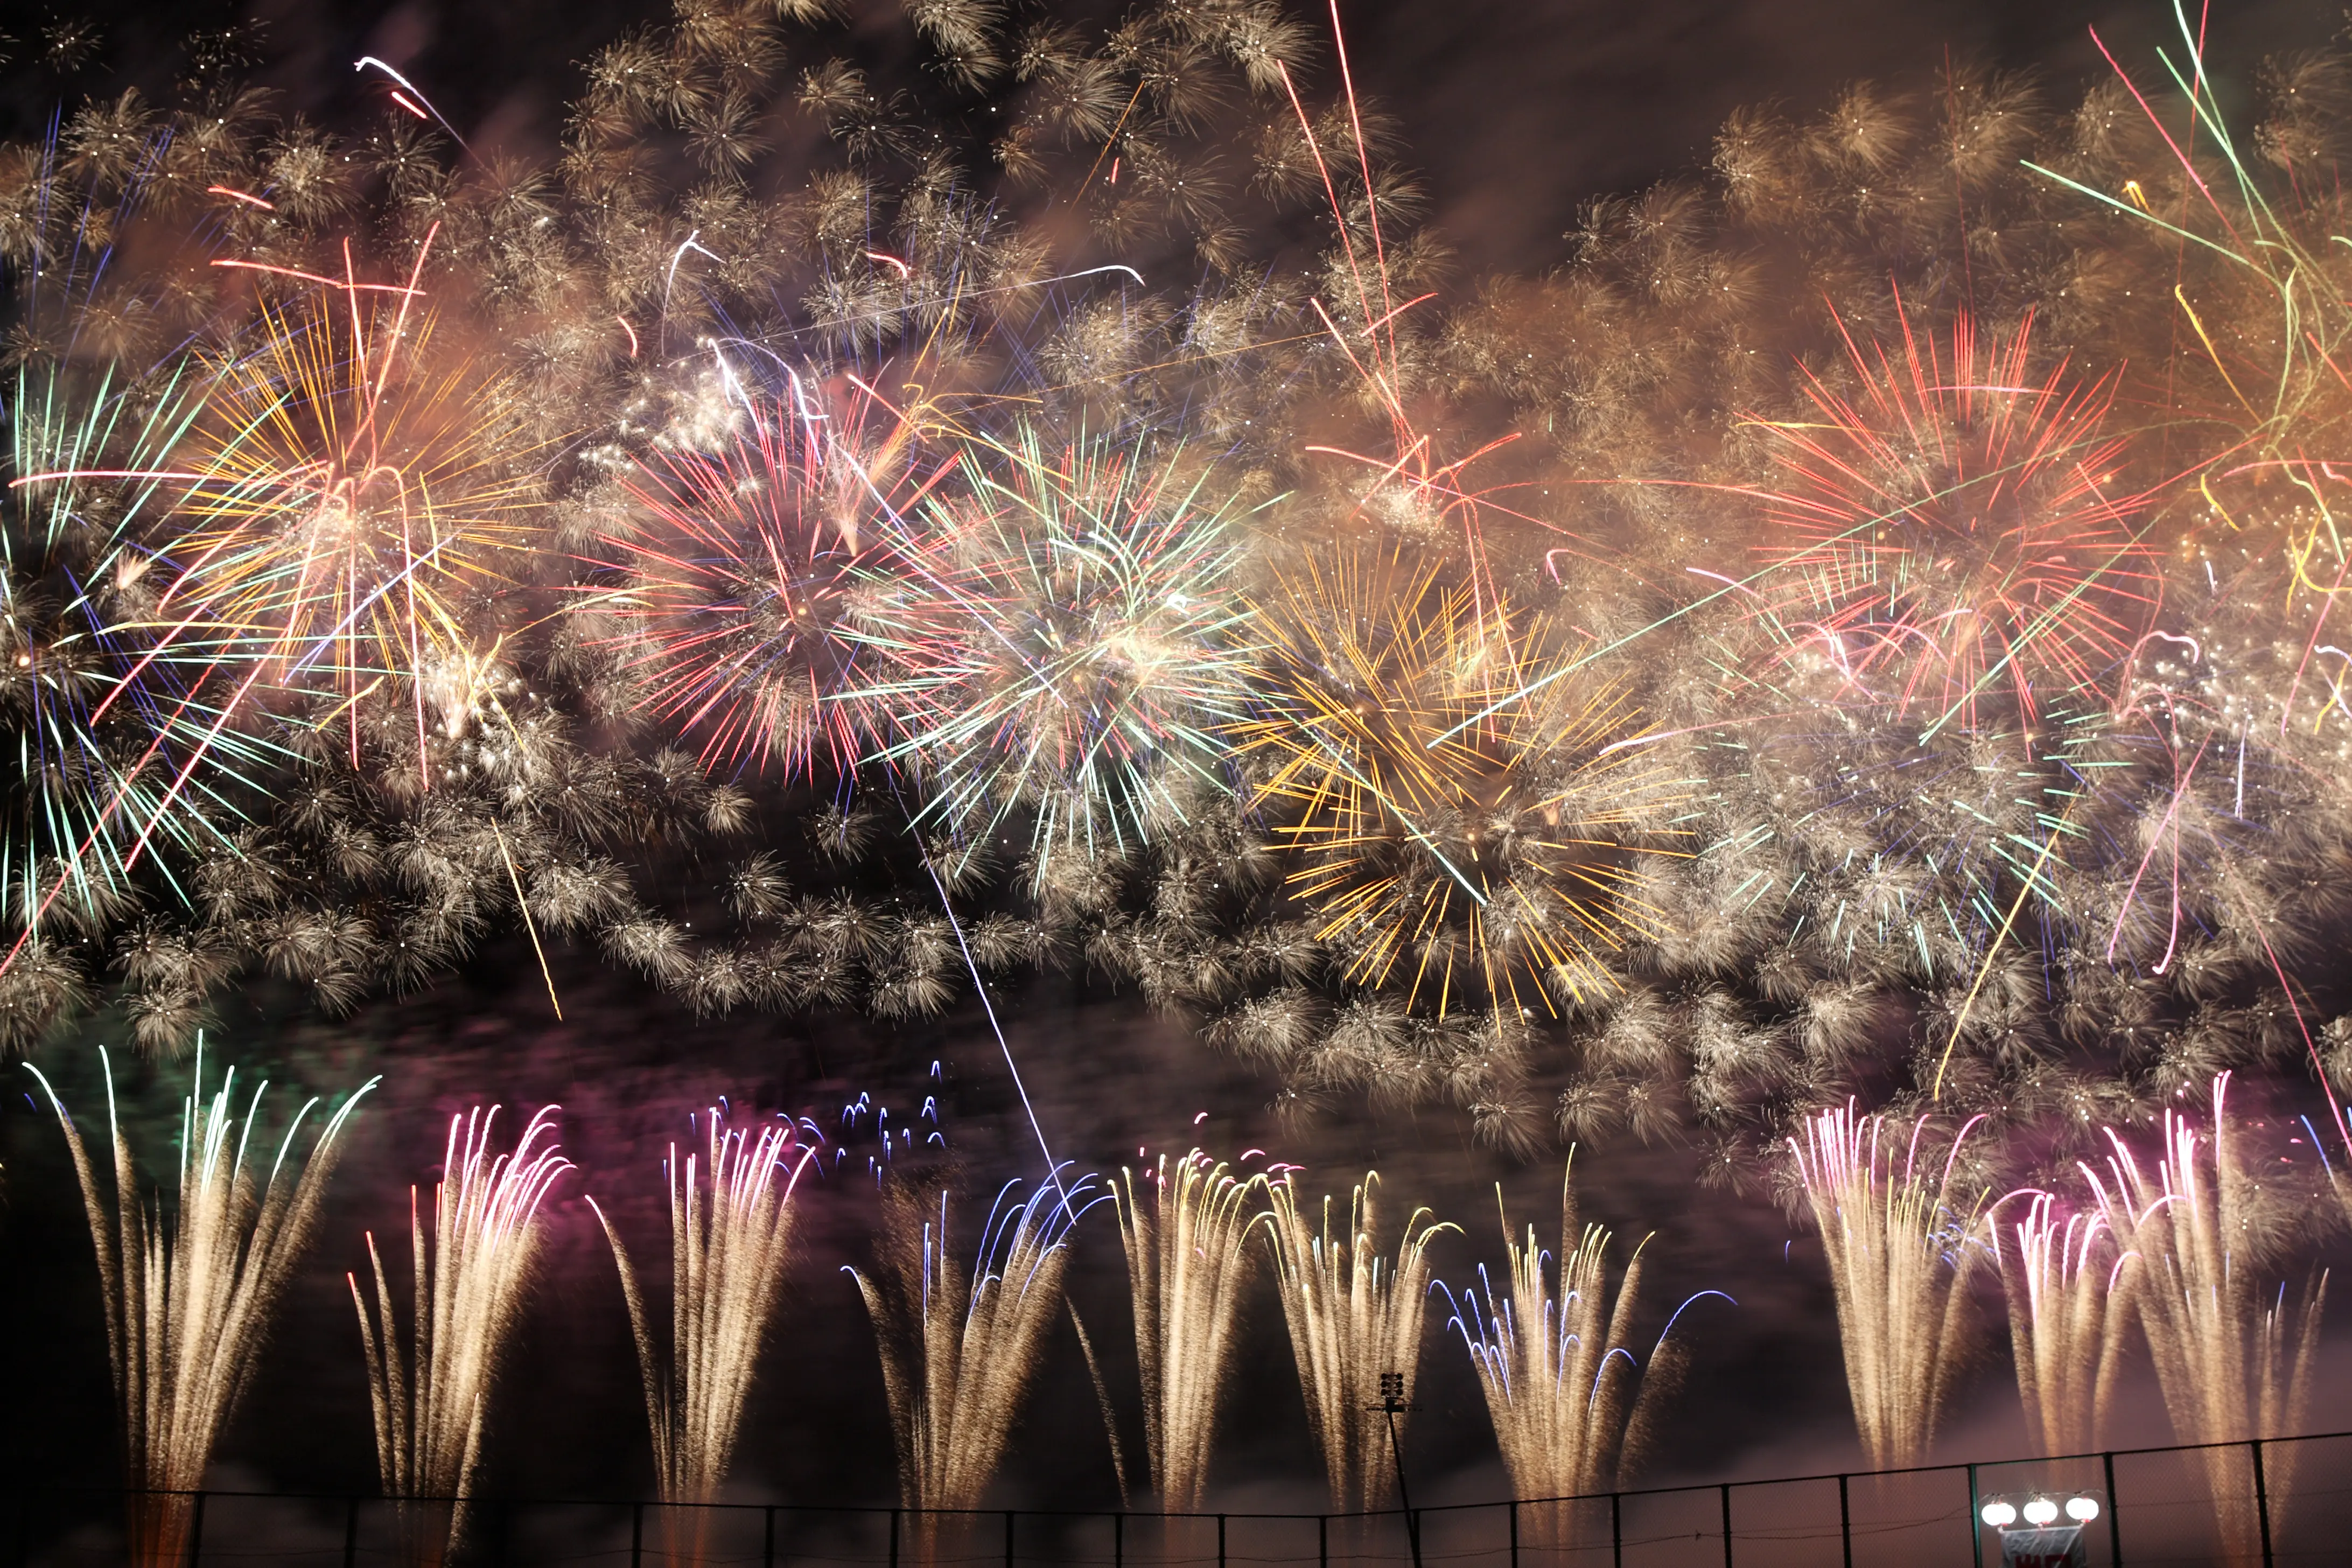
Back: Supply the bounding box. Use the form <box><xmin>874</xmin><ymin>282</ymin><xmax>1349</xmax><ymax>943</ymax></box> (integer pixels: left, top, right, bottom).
<box><xmin>13</xmin><ymin>0</ymin><xmax>2352</xmax><ymax>1541</ymax></box>
<box><xmin>13</xmin><ymin>0</ymin><xmax>2352</xmax><ymax>1183</ymax></box>
<box><xmin>26</xmin><ymin>1056</ymin><xmax>2345</xmax><ymax>1564</ymax></box>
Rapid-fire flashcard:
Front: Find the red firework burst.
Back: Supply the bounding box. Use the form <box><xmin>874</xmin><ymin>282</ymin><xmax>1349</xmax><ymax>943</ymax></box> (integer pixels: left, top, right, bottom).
<box><xmin>1753</xmin><ymin>307</ymin><xmax>2159</xmax><ymax>728</ymax></box>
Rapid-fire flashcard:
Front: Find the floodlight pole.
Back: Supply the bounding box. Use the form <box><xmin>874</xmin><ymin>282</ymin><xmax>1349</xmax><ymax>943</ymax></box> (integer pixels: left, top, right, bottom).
<box><xmin>1377</xmin><ymin>1371</ymin><xmax>1423</xmax><ymax>1568</ymax></box>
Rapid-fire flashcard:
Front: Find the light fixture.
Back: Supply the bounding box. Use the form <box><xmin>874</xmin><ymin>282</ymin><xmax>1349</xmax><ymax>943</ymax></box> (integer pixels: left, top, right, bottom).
<box><xmin>1980</xmin><ymin>1502</ymin><xmax>2018</xmax><ymax>1528</ymax></box>
<box><xmin>2022</xmin><ymin>1497</ymin><xmax>2060</xmax><ymax>1526</ymax></box>
<box><xmin>2066</xmin><ymin>1496</ymin><xmax>2101</xmax><ymax>1522</ymax></box>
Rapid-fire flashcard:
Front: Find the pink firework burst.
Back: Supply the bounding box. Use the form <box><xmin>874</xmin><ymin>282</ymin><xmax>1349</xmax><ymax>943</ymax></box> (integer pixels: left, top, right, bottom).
<box><xmin>1753</xmin><ymin>307</ymin><xmax>2160</xmax><ymax>730</ymax></box>
<box><xmin>600</xmin><ymin>384</ymin><xmax>953</xmax><ymax>777</ymax></box>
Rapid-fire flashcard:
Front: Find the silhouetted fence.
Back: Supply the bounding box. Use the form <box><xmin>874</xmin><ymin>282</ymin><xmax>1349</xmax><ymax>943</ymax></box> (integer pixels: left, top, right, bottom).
<box><xmin>10</xmin><ymin>1429</ymin><xmax>2352</xmax><ymax>1567</ymax></box>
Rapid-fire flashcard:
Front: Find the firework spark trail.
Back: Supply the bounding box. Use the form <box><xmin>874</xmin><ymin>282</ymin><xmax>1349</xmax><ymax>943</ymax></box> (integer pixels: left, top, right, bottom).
<box><xmin>352</xmin><ymin>1105</ymin><xmax>569</xmax><ymax>1568</ymax></box>
<box><xmin>2083</xmin><ymin>1075</ymin><xmax>2325</xmax><ymax>1565</ymax></box>
<box><xmin>1989</xmin><ymin>1191</ymin><xmax>2133</xmax><ymax>1456</ymax></box>
<box><xmin>1791</xmin><ymin>1105</ymin><xmax>1987</xmax><ymax>1470</ymax></box>
<box><xmin>851</xmin><ymin>1172</ymin><xmax>1101</xmax><ymax>1527</ymax></box>
<box><xmin>1114</xmin><ymin>1151</ymin><xmax>1259</xmax><ymax>1510</ymax></box>
<box><xmin>1261</xmin><ymin>1170</ymin><xmax>1452</xmax><ymax>1512</ymax></box>
<box><xmin>1274</xmin><ymin>13</ymin><xmax>1514</xmax><ymax>617</ymax></box>
<box><xmin>1444</xmin><ymin>1162</ymin><xmax>1724</xmax><ymax>1538</ymax></box>
<box><xmin>589</xmin><ymin>1110</ymin><xmax>814</xmax><ymax>1562</ymax></box>
<box><xmin>26</xmin><ymin>1046</ymin><xmax>376</xmax><ymax>1568</ymax></box>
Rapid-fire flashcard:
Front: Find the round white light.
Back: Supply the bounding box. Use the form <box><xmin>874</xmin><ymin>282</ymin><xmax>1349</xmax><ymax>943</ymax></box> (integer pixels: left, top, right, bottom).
<box><xmin>2022</xmin><ymin>1497</ymin><xmax>2060</xmax><ymax>1526</ymax></box>
<box><xmin>1980</xmin><ymin>1502</ymin><xmax>2017</xmax><ymax>1528</ymax></box>
<box><xmin>2066</xmin><ymin>1496</ymin><xmax>2101</xmax><ymax>1522</ymax></box>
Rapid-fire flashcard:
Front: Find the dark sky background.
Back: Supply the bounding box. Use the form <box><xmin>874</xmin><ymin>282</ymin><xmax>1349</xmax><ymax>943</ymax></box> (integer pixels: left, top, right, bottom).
<box><xmin>8</xmin><ymin>0</ymin><xmax>2352</xmax><ymax>1555</ymax></box>
<box><xmin>4</xmin><ymin>0</ymin><xmax>2342</xmax><ymax>274</ymax></box>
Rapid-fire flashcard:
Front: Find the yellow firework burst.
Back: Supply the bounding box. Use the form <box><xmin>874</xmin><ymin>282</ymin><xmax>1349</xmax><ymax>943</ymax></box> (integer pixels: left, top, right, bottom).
<box><xmin>161</xmin><ymin>255</ymin><xmax>545</xmax><ymax>760</ymax></box>
<box><xmin>1236</xmin><ymin>550</ymin><xmax>1684</xmax><ymax>1015</ymax></box>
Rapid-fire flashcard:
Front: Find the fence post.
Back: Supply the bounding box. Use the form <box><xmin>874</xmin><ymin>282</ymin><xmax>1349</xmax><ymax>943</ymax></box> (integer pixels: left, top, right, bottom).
<box><xmin>1611</xmin><ymin>1492</ymin><xmax>1622</xmax><ymax>1568</ymax></box>
<box><xmin>764</xmin><ymin>1506</ymin><xmax>776</xmax><ymax>1568</ymax></box>
<box><xmin>1719</xmin><ymin>1483</ymin><xmax>1733</xmax><ymax>1568</ymax></box>
<box><xmin>1507</xmin><ymin>1498</ymin><xmax>1517</xmax><ymax>1568</ymax></box>
<box><xmin>1968</xmin><ymin>1463</ymin><xmax>1983</xmax><ymax>1568</ymax></box>
<box><xmin>1005</xmin><ymin>1508</ymin><xmax>1015</xmax><ymax>1568</ymax></box>
<box><xmin>2251</xmin><ymin>1440</ymin><xmax>2274</xmax><ymax>1568</ymax></box>
<box><xmin>1318</xmin><ymin>1511</ymin><xmax>1327</xmax><ymax>1568</ymax></box>
<box><xmin>631</xmin><ymin>1501</ymin><xmax>643</xmax><ymax>1568</ymax></box>
<box><xmin>343</xmin><ymin>1496</ymin><xmax>359</xmax><ymax>1568</ymax></box>
<box><xmin>185</xmin><ymin>1491</ymin><xmax>206</xmax><ymax>1568</ymax></box>
<box><xmin>2103</xmin><ymin>1451</ymin><xmax>2122</xmax><ymax>1567</ymax></box>
<box><xmin>1838</xmin><ymin>1474</ymin><xmax>1851</xmax><ymax>1568</ymax></box>
<box><xmin>890</xmin><ymin>1508</ymin><xmax>900</xmax><ymax>1568</ymax></box>
<box><xmin>1217</xmin><ymin>1513</ymin><xmax>1227</xmax><ymax>1568</ymax></box>
<box><xmin>1115</xmin><ymin>1512</ymin><xmax>1124</xmax><ymax>1568</ymax></box>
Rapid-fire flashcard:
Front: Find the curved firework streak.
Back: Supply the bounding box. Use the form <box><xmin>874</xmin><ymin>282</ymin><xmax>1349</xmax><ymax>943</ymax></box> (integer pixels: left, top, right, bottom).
<box><xmin>1236</xmin><ymin>550</ymin><xmax>1686</xmax><ymax>1016</ymax></box>
<box><xmin>1750</xmin><ymin>307</ymin><xmax>2161</xmax><ymax>734</ymax></box>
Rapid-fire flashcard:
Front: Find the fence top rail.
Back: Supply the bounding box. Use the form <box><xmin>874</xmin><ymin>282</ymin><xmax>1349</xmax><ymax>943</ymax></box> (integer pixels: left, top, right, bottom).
<box><xmin>12</xmin><ymin>1425</ymin><xmax>2350</xmax><ymax>1526</ymax></box>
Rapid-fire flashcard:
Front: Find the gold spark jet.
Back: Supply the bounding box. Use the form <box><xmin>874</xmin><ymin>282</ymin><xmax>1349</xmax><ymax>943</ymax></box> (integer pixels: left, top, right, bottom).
<box><xmin>2085</xmin><ymin>1076</ymin><xmax>2324</xmax><ymax>1566</ymax></box>
<box><xmin>1791</xmin><ymin>1105</ymin><xmax>1986</xmax><ymax>1469</ymax></box>
<box><xmin>852</xmin><ymin>1175</ymin><xmax>1093</xmax><ymax>1554</ymax></box>
<box><xmin>351</xmin><ymin>1105</ymin><xmax>569</xmax><ymax>1568</ymax></box>
<box><xmin>591</xmin><ymin>1110</ymin><xmax>812</xmax><ymax>1566</ymax></box>
<box><xmin>1453</xmin><ymin>1159</ymin><xmax>1692</xmax><ymax>1551</ymax></box>
<box><xmin>28</xmin><ymin>1046</ymin><xmax>376</xmax><ymax>1568</ymax></box>
<box><xmin>1261</xmin><ymin>1170</ymin><xmax>1452</xmax><ymax>1513</ymax></box>
<box><xmin>1113</xmin><ymin>1151</ymin><xmax>1259</xmax><ymax>1510</ymax></box>
<box><xmin>1990</xmin><ymin>1191</ymin><xmax>2134</xmax><ymax>1457</ymax></box>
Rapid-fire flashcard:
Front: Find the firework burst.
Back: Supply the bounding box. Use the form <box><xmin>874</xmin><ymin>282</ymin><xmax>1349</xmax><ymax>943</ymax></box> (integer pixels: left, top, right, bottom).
<box><xmin>163</xmin><ymin>248</ymin><xmax>547</xmax><ymax>771</ymax></box>
<box><xmin>3</xmin><ymin>354</ymin><xmax>268</xmax><ymax>961</ymax></box>
<box><xmin>859</xmin><ymin>429</ymin><xmax>1257</xmax><ymax>869</ymax></box>
<box><xmin>1237</xmin><ymin>549</ymin><xmax>1684</xmax><ymax>1015</ymax></box>
<box><xmin>598</xmin><ymin>380</ymin><xmax>942</xmax><ymax>778</ymax></box>
<box><xmin>1751</xmin><ymin>309</ymin><xmax>2160</xmax><ymax>733</ymax></box>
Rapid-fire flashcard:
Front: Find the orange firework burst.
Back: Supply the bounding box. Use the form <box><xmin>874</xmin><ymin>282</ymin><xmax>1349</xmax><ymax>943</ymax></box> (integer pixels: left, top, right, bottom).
<box><xmin>1751</xmin><ymin>307</ymin><xmax>2160</xmax><ymax>732</ymax></box>
<box><xmin>1236</xmin><ymin>550</ymin><xmax>1685</xmax><ymax>1015</ymax></box>
<box><xmin>161</xmin><ymin>242</ymin><xmax>546</xmax><ymax>763</ymax></box>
